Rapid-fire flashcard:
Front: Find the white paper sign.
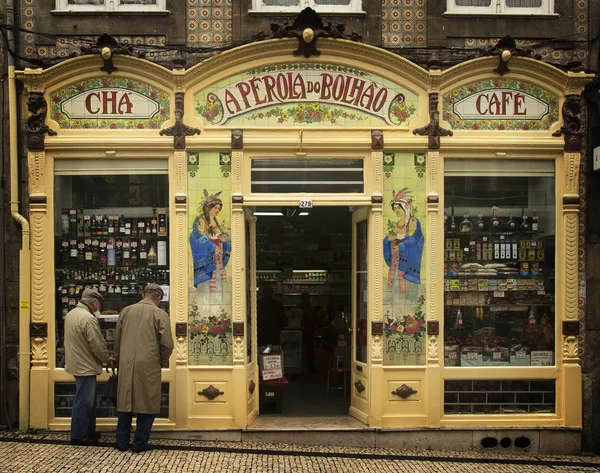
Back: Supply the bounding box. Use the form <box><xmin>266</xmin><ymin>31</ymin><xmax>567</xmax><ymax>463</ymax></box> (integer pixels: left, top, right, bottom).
<box><xmin>530</xmin><ymin>350</ymin><xmax>554</xmax><ymax>366</ymax></box>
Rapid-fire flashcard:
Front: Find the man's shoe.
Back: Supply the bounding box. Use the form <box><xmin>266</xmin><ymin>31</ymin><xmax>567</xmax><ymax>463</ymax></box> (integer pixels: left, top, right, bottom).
<box><xmin>70</xmin><ymin>439</ymin><xmax>99</xmax><ymax>446</ymax></box>
<box><xmin>114</xmin><ymin>443</ymin><xmax>128</xmax><ymax>452</ymax></box>
<box><xmin>90</xmin><ymin>431</ymin><xmax>102</xmax><ymax>440</ymax></box>
<box><xmin>131</xmin><ymin>444</ymin><xmax>154</xmax><ymax>453</ymax></box>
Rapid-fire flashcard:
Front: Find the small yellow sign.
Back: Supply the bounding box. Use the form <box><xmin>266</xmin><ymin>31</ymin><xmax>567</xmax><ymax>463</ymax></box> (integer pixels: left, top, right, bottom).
<box><xmin>20</xmin><ymin>301</ymin><xmax>29</xmax><ymax>309</ymax></box>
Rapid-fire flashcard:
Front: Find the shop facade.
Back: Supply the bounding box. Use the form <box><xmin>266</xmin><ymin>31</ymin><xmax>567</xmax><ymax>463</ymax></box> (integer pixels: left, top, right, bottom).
<box><xmin>14</xmin><ymin>34</ymin><xmax>592</xmax><ymax>448</ymax></box>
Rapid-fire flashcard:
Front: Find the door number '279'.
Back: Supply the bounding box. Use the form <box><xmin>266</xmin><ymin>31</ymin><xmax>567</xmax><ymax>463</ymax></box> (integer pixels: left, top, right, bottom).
<box><xmin>299</xmin><ymin>200</ymin><xmax>313</xmax><ymax>208</ymax></box>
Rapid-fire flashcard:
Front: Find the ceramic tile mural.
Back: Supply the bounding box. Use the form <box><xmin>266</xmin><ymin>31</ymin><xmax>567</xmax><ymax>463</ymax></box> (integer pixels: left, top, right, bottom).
<box><xmin>195</xmin><ymin>63</ymin><xmax>419</xmax><ymax>127</ymax></box>
<box><xmin>382</xmin><ymin>0</ymin><xmax>427</xmax><ymax>48</ymax></box>
<box><xmin>187</xmin><ymin>0</ymin><xmax>232</xmax><ymax>46</ymax></box>
<box><xmin>49</xmin><ymin>77</ymin><xmax>171</xmax><ymax>129</ymax></box>
<box><xmin>188</xmin><ymin>151</ymin><xmax>233</xmax><ymax>365</ymax></box>
<box><xmin>442</xmin><ymin>79</ymin><xmax>559</xmax><ymax>131</ymax></box>
<box><xmin>383</xmin><ymin>152</ymin><xmax>427</xmax><ymax>366</ymax></box>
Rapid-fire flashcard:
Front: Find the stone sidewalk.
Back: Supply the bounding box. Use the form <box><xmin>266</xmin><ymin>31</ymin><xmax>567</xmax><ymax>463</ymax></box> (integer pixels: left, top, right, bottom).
<box><xmin>1</xmin><ymin>431</ymin><xmax>599</xmax><ymax>473</ymax></box>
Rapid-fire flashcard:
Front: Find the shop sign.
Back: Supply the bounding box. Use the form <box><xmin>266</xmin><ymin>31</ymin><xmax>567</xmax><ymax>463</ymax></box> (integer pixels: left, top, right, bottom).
<box><xmin>442</xmin><ymin>79</ymin><xmax>559</xmax><ymax>131</ymax></box>
<box><xmin>50</xmin><ymin>77</ymin><xmax>171</xmax><ymax>130</ymax></box>
<box><xmin>195</xmin><ymin>63</ymin><xmax>419</xmax><ymax>127</ymax></box>
<box><xmin>453</xmin><ymin>89</ymin><xmax>548</xmax><ymax>120</ymax></box>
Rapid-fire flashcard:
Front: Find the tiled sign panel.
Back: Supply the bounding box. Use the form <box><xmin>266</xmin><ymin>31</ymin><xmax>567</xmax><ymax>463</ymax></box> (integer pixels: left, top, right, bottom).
<box><xmin>194</xmin><ymin>63</ymin><xmax>419</xmax><ymax>127</ymax></box>
<box><xmin>49</xmin><ymin>77</ymin><xmax>171</xmax><ymax>129</ymax></box>
<box><xmin>442</xmin><ymin>79</ymin><xmax>559</xmax><ymax>131</ymax></box>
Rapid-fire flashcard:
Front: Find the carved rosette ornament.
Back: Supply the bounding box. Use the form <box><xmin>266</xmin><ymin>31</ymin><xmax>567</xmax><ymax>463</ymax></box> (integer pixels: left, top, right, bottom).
<box><xmin>552</xmin><ymin>95</ymin><xmax>585</xmax><ymax>152</ymax></box>
<box><xmin>31</xmin><ymin>337</ymin><xmax>48</xmax><ymax>366</ymax></box>
<box><xmin>249</xmin><ymin>380</ymin><xmax>256</xmax><ymax>395</ymax></box>
<box><xmin>479</xmin><ymin>35</ymin><xmax>542</xmax><ymax>76</ymax></box>
<box><xmin>261</xmin><ymin>8</ymin><xmax>361</xmax><ymax>58</ymax></box>
<box><xmin>412</xmin><ymin>94</ymin><xmax>453</xmax><ymax>149</ymax></box>
<box><xmin>199</xmin><ymin>385</ymin><xmax>224</xmax><ymax>400</ymax></box>
<box><xmin>391</xmin><ymin>384</ymin><xmax>418</xmax><ymax>399</ymax></box>
<box><xmin>25</xmin><ymin>92</ymin><xmax>57</xmax><ymax>152</ymax></box>
<box><xmin>79</xmin><ymin>33</ymin><xmax>136</xmax><ymax>74</ymax></box>
<box><xmin>176</xmin><ymin>336</ymin><xmax>187</xmax><ymax>366</ymax></box>
<box><xmin>160</xmin><ymin>93</ymin><xmax>201</xmax><ymax>150</ymax></box>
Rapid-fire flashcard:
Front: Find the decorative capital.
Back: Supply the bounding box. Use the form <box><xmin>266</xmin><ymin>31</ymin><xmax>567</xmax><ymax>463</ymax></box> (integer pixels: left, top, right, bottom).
<box><xmin>263</xmin><ymin>7</ymin><xmax>361</xmax><ymax>58</ymax></box>
<box><xmin>160</xmin><ymin>92</ymin><xmax>201</xmax><ymax>150</ymax></box>
<box><xmin>80</xmin><ymin>33</ymin><xmax>137</xmax><ymax>74</ymax></box>
<box><xmin>391</xmin><ymin>384</ymin><xmax>418</xmax><ymax>399</ymax></box>
<box><xmin>199</xmin><ymin>385</ymin><xmax>224</xmax><ymax>401</ymax></box>
<box><xmin>25</xmin><ymin>92</ymin><xmax>57</xmax><ymax>151</ymax></box>
<box><xmin>552</xmin><ymin>94</ymin><xmax>584</xmax><ymax>151</ymax></box>
<box><xmin>371</xmin><ymin>130</ymin><xmax>384</xmax><ymax>150</ymax></box>
<box><xmin>479</xmin><ymin>35</ymin><xmax>542</xmax><ymax>76</ymax></box>
<box><xmin>412</xmin><ymin>93</ymin><xmax>452</xmax><ymax>149</ymax></box>
<box><xmin>426</xmin><ymin>320</ymin><xmax>439</xmax><ymax>336</ymax></box>
<box><xmin>231</xmin><ymin>129</ymin><xmax>243</xmax><ymax>149</ymax></box>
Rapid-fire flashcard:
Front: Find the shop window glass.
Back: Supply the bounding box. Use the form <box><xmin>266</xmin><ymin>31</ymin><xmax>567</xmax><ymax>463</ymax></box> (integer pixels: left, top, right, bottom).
<box><xmin>251</xmin><ymin>158</ymin><xmax>364</xmax><ymax>194</ymax></box>
<box><xmin>54</xmin><ymin>159</ymin><xmax>169</xmax><ymax>368</ymax></box>
<box><xmin>55</xmin><ymin>0</ymin><xmax>165</xmax><ymax>12</ymax></box>
<box><xmin>447</xmin><ymin>0</ymin><xmax>552</xmax><ymax>14</ymax></box>
<box><xmin>443</xmin><ymin>159</ymin><xmax>555</xmax><ymax>370</ymax></box>
<box><xmin>252</xmin><ymin>0</ymin><xmax>361</xmax><ymax>12</ymax></box>
<box><xmin>355</xmin><ymin>220</ymin><xmax>368</xmax><ymax>363</ymax></box>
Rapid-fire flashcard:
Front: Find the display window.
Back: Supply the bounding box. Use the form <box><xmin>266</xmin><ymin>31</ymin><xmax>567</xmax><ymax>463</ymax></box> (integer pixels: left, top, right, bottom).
<box><xmin>54</xmin><ymin>159</ymin><xmax>170</xmax><ymax>367</ymax></box>
<box><xmin>443</xmin><ymin>159</ymin><xmax>556</xmax><ymax>369</ymax></box>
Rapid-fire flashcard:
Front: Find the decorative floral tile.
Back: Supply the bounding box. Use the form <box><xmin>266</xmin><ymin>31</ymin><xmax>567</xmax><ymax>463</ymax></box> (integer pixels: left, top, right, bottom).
<box><xmin>187</xmin><ymin>0</ymin><xmax>232</xmax><ymax>46</ymax></box>
<box><xmin>382</xmin><ymin>0</ymin><xmax>426</xmax><ymax>48</ymax></box>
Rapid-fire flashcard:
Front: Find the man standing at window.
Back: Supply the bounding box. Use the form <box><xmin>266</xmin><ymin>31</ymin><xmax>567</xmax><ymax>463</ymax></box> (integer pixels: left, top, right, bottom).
<box><xmin>114</xmin><ymin>283</ymin><xmax>174</xmax><ymax>453</ymax></box>
<box><xmin>64</xmin><ymin>288</ymin><xmax>110</xmax><ymax>446</ymax></box>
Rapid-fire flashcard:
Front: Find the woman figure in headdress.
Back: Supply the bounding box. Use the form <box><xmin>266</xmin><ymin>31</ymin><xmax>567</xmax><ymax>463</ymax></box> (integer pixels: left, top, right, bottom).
<box><xmin>383</xmin><ymin>188</ymin><xmax>424</xmax><ymax>294</ymax></box>
<box><xmin>189</xmin><ymin>190</ymin><xmax>231</xmax><ymax>293</ymax></box>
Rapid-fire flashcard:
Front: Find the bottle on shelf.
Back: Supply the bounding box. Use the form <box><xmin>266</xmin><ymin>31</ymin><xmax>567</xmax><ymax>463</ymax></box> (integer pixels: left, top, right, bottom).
<box><xmin>520</xmin><ymin>210</ymin><xmax>530</xmax><ymax>231</ymax></box>
<box><xmin>122</xmin><ymin>240</ymin><xmax>131</xmax><ymax>266</ymax></box>
<box><xmin>69</xmin><ymin>209</ymin><xmax>78</xmax><ymax>238</ymax></box>
<box><xmin>61</xmin><ymin>210</ymin><xmax>70</xmax><ymax>236</ymax></box>
<box><xmin>448</xmin><ymin>207</ymin><xmax>458</xmax><ymax>232</ymax></box>
<box><xmin>444</xmin><ymin>211</ymin><xmax>448</xmax><ymax>233</ymax></box>
<box><xmin>489</xmin><ymin>206</ymin><xmax>501</xmax><ymax>232</ymax></box>
<box><xmin>506</xmin><ymin>212</ymin><xmax>517</xmax><ymax>231</ymax></box>
<box><xmin>157</xmin><ymin>240</ymin><xmax>167</xmax><ymax>266</ymax></box>
<box><xmin>532</xmin><ymin>209</ymin><xmax>539</xmax><ymax>232</ymax></box>
<box><xmin>130</xmin><ymin>240</ymin><xmax>139</xmax><ymax>266</ymax></box>
<box><xmin>139</xmin><ymin>238</ymin><xmax>148</xmax><ymax>266</ymax></box>
<box><xmin>476</xmin><ymin>212</ymin><xmax>485</xmax><ymax>231</ymax></box>
<box><xmin>459</xmin><ymin>213</ymin><xmax>472</xmax><ymax>233</ymax></box>
<box><xmin>107</xmin><ymin>239</ymin><xmax>116</xmax><ymax>267</ymax></box>
<box><xmin>115</xmin><ymin>239</ymin><xmax>123</xmax><ymax>266</ymax></box>
<box><xmin>147</xmin><ymin>244</ymin><xmax>158</xmax><ymax>266</ymax></box>
<box><xmin>77</xmin><ymin>240</ymin><xmax>85</xmax><ymax>266</ymax></box>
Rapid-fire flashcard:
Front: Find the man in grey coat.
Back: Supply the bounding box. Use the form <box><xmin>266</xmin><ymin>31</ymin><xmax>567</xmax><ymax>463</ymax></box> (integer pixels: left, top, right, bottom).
<box><xmin>64</xmin><ymin>288</ymin><xmax>110</xmax><ymax>446</ymax></box>
<box><xmin>114</xmin><ymin>283</ymin><xmax>174</xmax><ymax>453</ymax></box>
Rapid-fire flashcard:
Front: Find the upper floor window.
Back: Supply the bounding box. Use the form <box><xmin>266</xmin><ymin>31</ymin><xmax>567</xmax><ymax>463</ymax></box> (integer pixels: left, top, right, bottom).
<box><xmin>446</xmin><ymin>0</ymin><xmax>554</xmax><ymax>15</ymax></box>
<box><xmin>55</xmin><ymin>0</ymin><xmax>166</xmax><ymax>12</ymax></box>
<box><xmin>251</xmin><ymin>0</ymin><xmax>362</xmax><ymax>14</ymax></box>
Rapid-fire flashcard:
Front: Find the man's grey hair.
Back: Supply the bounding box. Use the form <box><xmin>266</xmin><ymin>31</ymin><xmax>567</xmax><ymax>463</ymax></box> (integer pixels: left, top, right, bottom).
<box><xmin>144</xmin><ymin>288</ymin><xmax>163</xmax><ymax>299</ymax></box>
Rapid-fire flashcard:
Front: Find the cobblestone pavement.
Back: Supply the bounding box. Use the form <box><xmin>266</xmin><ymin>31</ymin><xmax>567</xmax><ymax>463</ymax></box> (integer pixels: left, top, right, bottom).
<box><xmin>1</xmin><ymin>432</ymin><xmax>600</xmax><ymax>473</ymax></box>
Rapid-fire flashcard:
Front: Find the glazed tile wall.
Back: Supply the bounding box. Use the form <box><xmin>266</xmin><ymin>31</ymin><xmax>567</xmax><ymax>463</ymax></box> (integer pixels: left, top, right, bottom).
<box><xmin>187</xmin><ymin>0</ymin><xmax>233</xmax><ymax>47</ymax></box>
<box><xmin>382</xmin><ymin>0</ymin><xmax>427</xmax><ymax>48</ymax></box>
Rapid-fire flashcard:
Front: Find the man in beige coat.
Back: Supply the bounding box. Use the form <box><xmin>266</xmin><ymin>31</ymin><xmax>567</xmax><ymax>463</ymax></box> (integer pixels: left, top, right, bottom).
<box><xmin>64</xmin><ymin>288</ymin><xmax>110</xmax><ymax>446</ymax></box>
<box><xmin>114</xmin><ymin>283</ymin><xmax>173</xmax><ymax>453</ymax></box>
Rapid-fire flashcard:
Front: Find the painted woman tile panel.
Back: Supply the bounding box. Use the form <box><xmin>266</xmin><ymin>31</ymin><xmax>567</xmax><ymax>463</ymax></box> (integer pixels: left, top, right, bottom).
<box><xmin>188</xmin><ymin>151</ymin><xmax>233</xmax><ymax>365</ymax></box>
<box><xmin>383</xmin><ymin>152</ymin><xmax>427</xmax><ymax>365</ymax></box>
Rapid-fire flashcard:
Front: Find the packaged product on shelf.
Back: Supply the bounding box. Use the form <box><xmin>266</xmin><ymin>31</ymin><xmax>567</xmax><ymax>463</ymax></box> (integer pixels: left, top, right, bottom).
<box><xmin>444</xmin><ymin>344</ymin><xmax>460</xmax><ymax>367</ymax></box>
<box><xmin>483</xmin><ymin>346</ymin><xmax>510</xmax><ymax>366</ymax></box>
<box><xmin>460</xmin><ymin>346</ymin><xmax>483</xmax><ymax>367</ymax></box>
<box><xmin>509</xmin><ymin>344</ymin><xmax>531</xmax><ymax>366</ymax></box>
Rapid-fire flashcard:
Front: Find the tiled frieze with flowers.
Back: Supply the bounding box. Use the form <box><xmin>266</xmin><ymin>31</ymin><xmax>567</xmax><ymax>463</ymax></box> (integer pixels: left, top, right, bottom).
<box><xmin>195</xmin><ymin>63</ymin><xmax>419</xmax><ymax>127</ymax></box>
<box><xmin>442</xmin><ymin>79</ymin><xmax>559</xmax><ymax>131</ymax></box>
<box><xmin>384</xmin><ymin>295</ymin><xmax>426</xmax><ymax>365</ymax></box>
<box><xmin>49</xmin><ymin>77</ymin><xmax>171</xmax><ymax>130</ymax></box>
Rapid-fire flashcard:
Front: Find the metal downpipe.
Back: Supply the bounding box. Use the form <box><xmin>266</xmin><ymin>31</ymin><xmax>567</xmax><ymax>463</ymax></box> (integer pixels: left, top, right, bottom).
<box><xmin>7</xmin><ymin>0</ymin><xmax>32</xmax><ymax>432</ymax></box>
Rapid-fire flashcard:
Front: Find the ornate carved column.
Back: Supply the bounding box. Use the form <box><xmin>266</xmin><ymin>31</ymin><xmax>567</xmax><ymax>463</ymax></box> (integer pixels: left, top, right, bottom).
<box><xmin>231</xmin><ymin>134</ymin><xmax>245</xmax><ymax>366</ymax></box>
<box><xmin>370</xmin><ymin>131</ymin><xmax>384</xmax><ymax>364</ymax></box>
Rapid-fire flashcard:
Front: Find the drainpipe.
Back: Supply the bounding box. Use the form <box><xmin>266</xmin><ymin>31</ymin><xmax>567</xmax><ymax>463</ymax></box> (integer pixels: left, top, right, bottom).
<box><xmin>7</xmin><ymin>0</ymin><xmax>32</xmax><ymax>431</ymax></box>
